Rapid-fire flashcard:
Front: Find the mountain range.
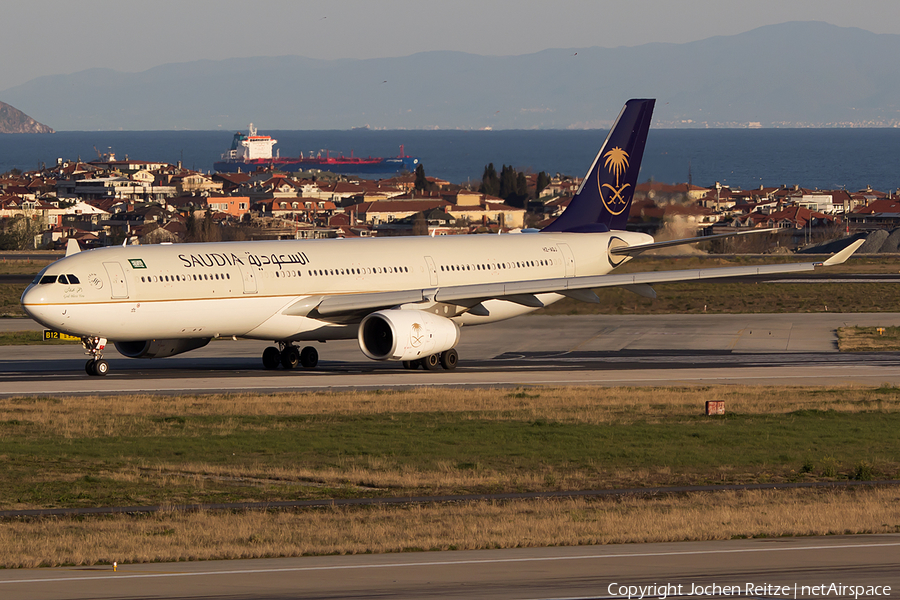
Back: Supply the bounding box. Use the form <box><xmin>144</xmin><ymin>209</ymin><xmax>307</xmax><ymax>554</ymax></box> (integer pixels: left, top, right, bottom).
<box><xmin>2</xmin><ymin>21</ymin><xmax>900</xmax><ymax>131</ymax></box>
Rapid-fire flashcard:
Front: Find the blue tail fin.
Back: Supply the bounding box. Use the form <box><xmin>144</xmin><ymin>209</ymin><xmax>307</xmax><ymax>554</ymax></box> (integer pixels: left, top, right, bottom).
<box><xmin>543</xmin><ymin>98</ymin><xmax>655</xmax><ymax>233</ymax></box>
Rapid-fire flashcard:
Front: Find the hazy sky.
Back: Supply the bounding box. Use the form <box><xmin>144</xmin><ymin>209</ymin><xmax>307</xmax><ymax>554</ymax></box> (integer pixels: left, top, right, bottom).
<box><xmin>4</xmin><ymin>0</ymin><xmax>900</xmax><ymax>90</ymax></box>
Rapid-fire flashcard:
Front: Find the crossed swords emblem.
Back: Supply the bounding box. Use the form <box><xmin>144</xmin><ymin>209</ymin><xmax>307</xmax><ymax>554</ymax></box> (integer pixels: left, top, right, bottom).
<box><xmin>410</xmin><ymin>322</ymin><xmax>424</xmax><ymax>347</ymax></box>
<box><xmin>598</xmin><ymin>146</ymin><xmax>631</xmax><ymax>215</ymax></box>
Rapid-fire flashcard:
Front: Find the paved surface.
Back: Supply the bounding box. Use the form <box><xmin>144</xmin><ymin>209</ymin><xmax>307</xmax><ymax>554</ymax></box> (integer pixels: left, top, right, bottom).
<box><xmin>0</xmin><ymin>318</ymin><xmax>44</xmax><ymax>332</ymax></box>
<box><xmin>1</xmin><ymin>535</ymin><xmax>897</xmax><ymax>600</ymax></box>
<box><xmin>2</xmin><ymin>313</ymin><xmax>900</xmax><ymax>394</ymax></box>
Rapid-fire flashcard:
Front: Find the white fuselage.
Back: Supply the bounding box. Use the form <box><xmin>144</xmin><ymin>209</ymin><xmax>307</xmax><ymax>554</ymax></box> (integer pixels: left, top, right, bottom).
<box><xmin>21</xmin><ymin>231</ymin><xmax>651</xmax><ymax>343</ymax></box>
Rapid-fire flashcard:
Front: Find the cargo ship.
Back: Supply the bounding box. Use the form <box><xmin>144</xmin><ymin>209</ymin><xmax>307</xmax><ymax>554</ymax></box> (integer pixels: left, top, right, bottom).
<box><xmin>213</xmin><ymin>124</ymin><xmax>418</xmax><ymax>175</ymax></box>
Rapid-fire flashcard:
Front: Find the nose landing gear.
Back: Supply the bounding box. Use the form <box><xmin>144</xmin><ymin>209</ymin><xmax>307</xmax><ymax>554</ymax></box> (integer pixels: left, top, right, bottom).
<box><xmin>82</xmin><ymin>336</ymin><xmax>109</xmax><ymax>377</ymax></box>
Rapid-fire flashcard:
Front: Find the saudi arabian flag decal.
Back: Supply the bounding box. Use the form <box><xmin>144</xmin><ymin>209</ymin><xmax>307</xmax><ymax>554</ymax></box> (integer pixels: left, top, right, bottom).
<box><xmin>128</xmin><ymin>258</ymin><xmax>147</xmax><ymax>269</ymax></box>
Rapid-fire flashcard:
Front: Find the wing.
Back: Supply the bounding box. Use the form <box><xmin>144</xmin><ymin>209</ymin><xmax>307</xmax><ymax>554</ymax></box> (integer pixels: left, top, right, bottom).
<box><xmin>283</xmin><ymin>239</ymin><xmax>864</xmax><ymax>321</ymax></box>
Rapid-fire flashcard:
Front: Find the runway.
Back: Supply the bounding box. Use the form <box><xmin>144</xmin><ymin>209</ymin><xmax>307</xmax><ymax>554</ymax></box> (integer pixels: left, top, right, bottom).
<box><xmin>1</xmin><ymin>535</ymin><xmax>897</xmax><ymax>600</ymax></box>
<box><xmin>2</xmin><ymin>313</ymin><xmax>900</xmax><ymax>394</ymax></box>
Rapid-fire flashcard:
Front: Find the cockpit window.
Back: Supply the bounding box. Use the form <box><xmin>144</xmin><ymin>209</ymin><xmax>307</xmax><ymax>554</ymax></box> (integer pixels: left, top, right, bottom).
<box><xmin>33</xmin><ymin>266</ymin><xmax>51</xmax><ymax>284</ymax></box>
<box><xmin>33</xmin><ymin>271</ymin><xmax>80</xmax><ymax>285</ymax></box>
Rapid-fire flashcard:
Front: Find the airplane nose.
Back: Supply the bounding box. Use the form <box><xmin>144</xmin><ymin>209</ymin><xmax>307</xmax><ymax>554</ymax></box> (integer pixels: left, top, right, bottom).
<box><xmin>21</xmin><ymin>284</ymin><xmax>53</xmax><ymax>327</ymax></box>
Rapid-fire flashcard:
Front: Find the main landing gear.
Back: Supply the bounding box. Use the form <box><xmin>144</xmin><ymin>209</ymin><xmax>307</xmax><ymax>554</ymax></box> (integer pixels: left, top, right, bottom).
<box><xmin>262</xmin><ymin>343</ymin><xmax>318</xmax><ymax>370</ymax></box>
<box><xmin>82</xmin><ymin>336</ymin><xmax>109</xmax><ymax>377</ymax></box>
<box><xmin>402</xmin><ymin>348</ymin><xmax>458</xmax><ymax>371</ymax></box>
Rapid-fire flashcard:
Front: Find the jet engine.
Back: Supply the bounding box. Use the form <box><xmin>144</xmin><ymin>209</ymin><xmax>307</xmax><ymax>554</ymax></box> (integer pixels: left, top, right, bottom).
<box><xmin>358</xmin><ymin>309</ymin><xmax>460</xmax><ymax>361</ymax></box>
<box><xmin>114</xmin><ymin>338</ymin><xmax>211</xmax><ymax>359</ymax></box>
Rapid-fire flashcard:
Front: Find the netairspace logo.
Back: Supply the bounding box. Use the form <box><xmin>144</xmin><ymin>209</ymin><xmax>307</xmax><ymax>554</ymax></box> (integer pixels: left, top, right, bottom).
<box><xmin>607</xmin><ymin>582</ymin><xmax>892</xmax><ymax>600</ymax></box>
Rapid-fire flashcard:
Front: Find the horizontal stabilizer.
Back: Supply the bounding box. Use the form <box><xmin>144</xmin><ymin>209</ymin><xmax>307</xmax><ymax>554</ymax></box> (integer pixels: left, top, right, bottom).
<box><xmin>610</xmin><ymin>228</ymin><xmax>778</xmax><ymax>257</ymax></box>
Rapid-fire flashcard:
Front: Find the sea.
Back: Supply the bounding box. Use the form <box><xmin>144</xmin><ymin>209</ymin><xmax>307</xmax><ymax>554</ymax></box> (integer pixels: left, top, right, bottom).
<box><xmin>1</xmin><ymin>128</ymin><xmax>900</xmax><ymax>193</ymax></box>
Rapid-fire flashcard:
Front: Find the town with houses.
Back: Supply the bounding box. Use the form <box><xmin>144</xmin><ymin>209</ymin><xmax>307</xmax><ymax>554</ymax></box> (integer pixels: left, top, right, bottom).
<box><xmin>1</xmin><ymin>154</ymin><xmax>899</xmax><ymax>252</ymax></box>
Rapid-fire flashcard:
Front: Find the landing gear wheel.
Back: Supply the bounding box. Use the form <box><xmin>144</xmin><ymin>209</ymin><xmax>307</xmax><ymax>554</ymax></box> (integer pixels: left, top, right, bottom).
<box><xmin>440</xmin><ymin>348</ymin><xmax>458</xmax><ymax>371</ymax></box>
<box><xmin>402</xmin><ymin>360</ymin><xmax>419</xmax><ymax>370</ymax></box>
<box><xmin>420</xmin><ymin>353</ymin><xmax>440</xmax><ymax>370</ymax></box>
<box><xmin>85</xmin><ymin>359</ymin><xmax>108</xmax><ymax>377</ymax></box>
<box><xmin>299</xmin><ymin>346</ymin><xmax>318</xmax><ymax>369</ymax></box>
<box><xmin>262</xmin><ymin>346</ymin><xmax>281</xmax><ymax>369</ymax></box>
<box><xmin>281</xmin><ymin>346</ymin><xmax>301</xmax><ymax>370</ymax></box>
<box><xmin>81</xmin><ymin>336</ymin><xmax>108</xmax><ymax>377</ymax></box>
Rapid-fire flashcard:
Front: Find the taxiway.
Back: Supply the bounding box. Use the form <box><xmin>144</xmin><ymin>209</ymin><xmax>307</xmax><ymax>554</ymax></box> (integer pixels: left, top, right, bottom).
<box><xmin>1</xmin><ymin>534</ymin><xmax>897</xmax><ymax>600</ymax></box>
<box><xmin>2</xmin><ymin>313</ymin><xmax>900</xmax><ymax>394</ymax></box>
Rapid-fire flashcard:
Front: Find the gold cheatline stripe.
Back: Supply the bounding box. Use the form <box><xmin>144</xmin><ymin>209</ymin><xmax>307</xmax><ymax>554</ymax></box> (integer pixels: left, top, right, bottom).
<box><xmin>21</xmin><ymin>289</ymin><xmax>404</xmax><ymax>307</ymax></box>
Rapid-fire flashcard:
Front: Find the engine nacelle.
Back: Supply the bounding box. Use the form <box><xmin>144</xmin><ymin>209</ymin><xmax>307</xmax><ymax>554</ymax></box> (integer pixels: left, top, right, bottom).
<box><xmin>114</xmin><ymin>338</ymin><xmax>211</xmax><ymax>359</ymax></box>
<box><xmin>358</xmin><ymin>309</ymin><xmax>460</xmax><ymax>361</ymax></box>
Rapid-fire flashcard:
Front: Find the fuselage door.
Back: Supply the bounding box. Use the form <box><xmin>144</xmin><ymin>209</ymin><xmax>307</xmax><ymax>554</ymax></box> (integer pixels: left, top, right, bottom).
<box><xmin>557</xmin><ymin>243</ymin><xmax>576</xmax><ymax>278</ymax></box>
<box><xmin>236</xmin><ymin>262</ymin><xmax>258</xmax><ymax>294</ymax></box>
<box><xmin>103</xmin><ymin>262</ymin><xmax>129</xmax><ymax>299</ymax></box>
<box><xmin>424</xmin><ymin>256</ymin><xmax>438</xmax><ymax>286</ymax></box>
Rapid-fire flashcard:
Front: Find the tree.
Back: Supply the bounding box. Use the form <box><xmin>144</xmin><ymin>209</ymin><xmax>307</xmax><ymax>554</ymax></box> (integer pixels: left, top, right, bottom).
<box><xmin>200</xmin><ymin>209</ymin><xmax>221</xmax><ymax>242</ymax></box>
<box><xmin>412</xmin><ymin>211</ymin><xmax>428</xmax><ymax>236</ymax></box>
<box><xmin>498</xmin><ymin>165</ymin><xmax>517</xmax><ymax>200</ymax></box>
<box><xmin>414</xmin><ymin>164</ymin><xmax>431</xmax><ymax>193</ymax></box>
<box><xmin>516</xmin><ymin>172</ymin><xmax>528</xmax><ymax>203</ymax></box>
<box><xmin>497</xmin><ymin>165</ymin><xmax>528</xmax><ymax>208</ymax></box>
<box><xmin>480</xmin><ymin>163</ymin><xmax>500</xmax><ymax>197</ymax></box>
<box><xmin>536</xmin><ymin>171</ymin><xmax>551</xmax><ymax>197</ymax></box>
<box><xmin>184</xmin><ymin>210</ymin><xmax>198</xmax><ymax>242</ymax></box>
<box><xmin>0</xmin><ymin>216</ymin><xmax>39</xmax><ymax>250</ymax></box>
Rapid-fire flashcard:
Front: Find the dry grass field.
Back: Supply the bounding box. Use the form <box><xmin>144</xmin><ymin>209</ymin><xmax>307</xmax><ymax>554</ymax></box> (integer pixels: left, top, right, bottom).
<box><xmin>838</xmin><ymin>326</ymin><xmax>900</xmax><ymax>351</ymax></box>
<box><xmin>1</xmin><ymin>487</ymin><xmax>897</xmax><ymax>569</ymax></box>
<box><xmin>0</xmin><ymin>385</ymin><xmax>899</xmax><ymax>567</ymax></box>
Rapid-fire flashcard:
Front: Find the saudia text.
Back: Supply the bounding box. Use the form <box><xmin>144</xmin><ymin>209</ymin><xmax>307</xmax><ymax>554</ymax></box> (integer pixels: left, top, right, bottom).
<box><xmin>178</xmin><ymin>252</ymin><xmax>310</xmax><ymax>270</ymax></box>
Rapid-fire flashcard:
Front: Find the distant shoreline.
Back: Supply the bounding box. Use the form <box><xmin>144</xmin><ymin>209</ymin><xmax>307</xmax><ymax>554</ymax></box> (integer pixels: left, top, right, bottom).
<box><xmin>3</xmin><ymin>128</ymin><xmax>900</xmax><ymax>190</ymax></box>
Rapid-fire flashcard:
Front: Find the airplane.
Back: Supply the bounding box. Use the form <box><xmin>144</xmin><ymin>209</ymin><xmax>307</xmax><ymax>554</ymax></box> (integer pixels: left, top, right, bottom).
<box><xmin>21</xmin><ymin>99</ymin><xmax>864</xmax><ymax>376</ymax></box>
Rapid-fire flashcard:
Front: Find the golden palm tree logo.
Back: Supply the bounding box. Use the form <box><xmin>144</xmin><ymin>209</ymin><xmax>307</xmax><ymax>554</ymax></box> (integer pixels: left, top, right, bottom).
<box><xmin>599</xmin><ymin>146</ymin><xmax>631</xmax><ymax>215</ymax></box>
<box><xmin>604</xmin><ymin>147</ymin><xmax>629</xmax><ymax>185</ymax></box>
<box><xmin>410</xmin><ymin>322</ymin><xmax>424</xmax><ymax>347</ymax></box>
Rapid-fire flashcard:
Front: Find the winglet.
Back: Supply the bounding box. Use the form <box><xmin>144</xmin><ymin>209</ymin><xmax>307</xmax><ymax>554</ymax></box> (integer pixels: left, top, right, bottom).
<box><xmin>65</xmin><ymin>239</ymin><xmax>81</xmax><ymax>257</ymax></box>
<box><xmin>822</xmin><ymin>238</ymin><xmax>865</xmax><ymax>266</ymax></box>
